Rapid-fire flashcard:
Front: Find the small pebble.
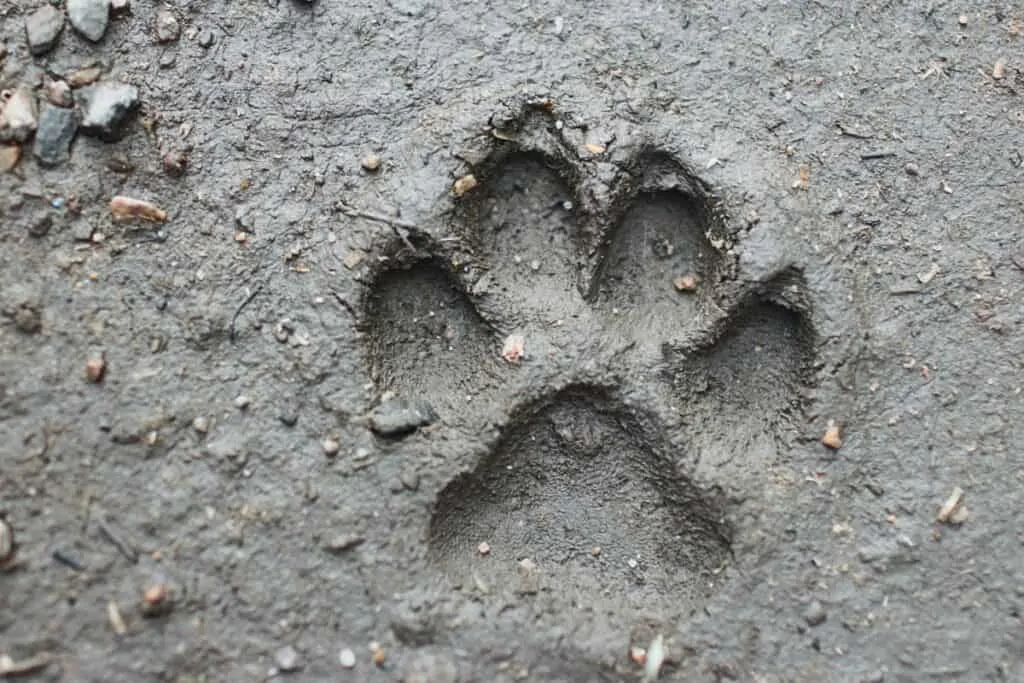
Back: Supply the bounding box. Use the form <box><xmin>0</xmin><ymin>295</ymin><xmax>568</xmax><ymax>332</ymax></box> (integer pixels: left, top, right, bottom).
<box><xmin>400</xmin><ymin>471</ymin><xmax>420</xmax><ymax>491</ymax></box>
<box><xmin>0</xmin><ymin>518</ymin><xmax>14</xmax><ymax>564</ymax></box>
<box><xmin>155</xmin><ymin>10</ymin><xmax>181</xmax><ymax>43</ymax></box>
<box><xmin>24</xmin><ymin>5</ymin><xmax>65</xmax><ymax>56</ymax></box>
<box><xmin>67</xmin><ymin>0</ymin><xmax>110</xmax><ymax>42</ymax></box>
<box><xmin>477</xmin><ymin>541</ymin><xmax>491</xmax><ymax>556</ymax></box>
<box><xmin>958</xmin><ymin>14</ymin><xmax>968</xmax><ymax>26</ymax></box>
<box><xmin>140</xmin><ymin>583</ymin><xmax>172</xmax><ymax>617</ymax></box>
<box><xmin>452</xmin><ymin>174</ymin><xmax>478</xmax><ymax>197</ymax></box>
<box><xmin>321</xmin><ymin>437</ymin><xmax>340</xmax><ymax>457</ymax></box>
<box><xmin>361</xmin><ymin>154</ymin><xmax>381</xmax><ymax>172</ymax></box>
<box><xmin>0</xmin><ymin>145</ymin><xmax>20</xmax><ymax>173</ymax></box>
<box><xmin>197</xmin><ymin>28</ymin><xmax>215</xmax><ymax>48</ymax></box>
<box><xmin>339</xmin><ymin>648</ymin><xmax>356</xmax><ymax>669</ymax></box>
<box><xmin>822</xmin><ymin>423</ymin><xmax>843</xmax><ymax>450</ymax></box>
<box><xmin>803</xmin><ymin>600</ymin><xmax>827</xmax><ymax>627</ymax></box>
<box><xmin>904</xmin><ymin>162</ymin><xmax>920</xmax><ymax>176</ymax></box>
<box><xmin>162</xmin><ymin>149</ymin><xmax>188</xmax><ymax>177</ymax></box>
<box><xmin>274</xmin><ymin>645</ymin><xmax>301</xmax><ymax>672</ymax></box>
<box><xmin>86</xmin><ymin>353</ymin><xmax>106</xmax><ymax>382</ymax></box>
<box><xmin>674</xmin><ymin>274</ymin><xmax>698</xmax><ymax>292</ymax></box>
<box><xmin>368</xmin><ymin>397</ymin><xmax>437</xmax><ymax>437</ymax></box>
<box><xmin>33</xmin><ymin>105</ymin><xmax>80</xmax><ymax>167</ymax></box>
<box><xmin>233</xmin><ymin>394</ymin><xmax>250</xmax><ymax>410</ymax></box>
<box><xmin>192</xmin><ymin>416</ymin><xmax>210</xmax><ymax>434</ymax></box>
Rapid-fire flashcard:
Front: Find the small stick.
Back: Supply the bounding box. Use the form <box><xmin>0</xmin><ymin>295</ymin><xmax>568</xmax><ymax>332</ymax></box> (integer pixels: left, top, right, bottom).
<box><xmin>97</xmin><ymin>518</ymin><xmax>138</xmax><ymax>563</ymax></box>
<box><xmin>107</xmin><ymin>601</ymin><xmax>127</xmax><ymax>636</ymax></box>
<box><xmin>337</xmin><ymin>203</ymin><xmax>418</xmax><ymax>252</ymax></box>
<box><xmin>228</xmin><ymin>284</ymin><xmax>264</xmax><ymax>342</ymax></box>
<box><xmin>837</xmin><ymin>123</ymin><xmax>873</xmax><ymax>139</ymax></box>
<box><xmin>936</xmin><ymin>487</ymin><xmax>964</xmax><ymax>523</ymax></box>
<box><xmin>0</xmin><ymin>652</ymin><xmax>53</xmax><ymax>677</ymax></box>
<box><xmin>860</xmin><ymin>150</ymin><xmax>897</xmax><ymax>160</ymax></box>
<box><xmin>338</xmin><ymin>203</ymin><xmax>418</xmax><ymax>230</ymax></box>
<box><xmin>52</xmin><ymin>550</ymin><xmax>84</xmax><ymax>571</ymax></box>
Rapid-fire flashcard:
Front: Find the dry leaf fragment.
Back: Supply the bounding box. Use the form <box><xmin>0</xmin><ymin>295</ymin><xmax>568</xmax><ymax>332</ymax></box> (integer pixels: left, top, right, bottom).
<box><xmin>452</xmin><ymin>174</ymin><xmax>478</xmax><ymax>197</ymax></box>
<box><xmin>110</xmin><ymin>196</ymin><xmax>167</xmax><ymax>223</ymax></box>
<box><xmin>584</xmin><ymin>143</ymin><xmax>605</xmax><ymax>155</ymax></box>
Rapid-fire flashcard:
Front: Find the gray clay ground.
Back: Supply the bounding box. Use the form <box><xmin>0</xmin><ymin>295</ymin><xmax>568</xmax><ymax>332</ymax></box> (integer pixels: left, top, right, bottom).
<box><xmin>1</xmin><ymin>1</ymin><xmax>1022</xmax><ymax>682</ymax></box>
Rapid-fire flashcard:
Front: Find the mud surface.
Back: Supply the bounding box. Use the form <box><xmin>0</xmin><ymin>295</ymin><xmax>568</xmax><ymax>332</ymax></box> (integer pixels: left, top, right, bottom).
<box><xmin>1</xmin><ymin>1</ymin><xmax>1022</xmax><ymax>681</ymax></box>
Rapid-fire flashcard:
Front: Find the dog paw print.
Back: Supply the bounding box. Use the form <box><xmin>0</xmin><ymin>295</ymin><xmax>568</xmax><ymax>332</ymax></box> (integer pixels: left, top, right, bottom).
<box><xmin>360</xmin><ymin>116</ymin><xmax>815</xmax><ymax>620</ymax></box>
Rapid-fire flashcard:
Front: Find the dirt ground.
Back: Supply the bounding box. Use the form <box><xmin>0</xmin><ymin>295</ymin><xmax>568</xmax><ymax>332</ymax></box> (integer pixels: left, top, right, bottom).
<box><xmin>1</xmin><ymin>1</ymin><xmax>1022</xmax><ymax>681</ymax></box>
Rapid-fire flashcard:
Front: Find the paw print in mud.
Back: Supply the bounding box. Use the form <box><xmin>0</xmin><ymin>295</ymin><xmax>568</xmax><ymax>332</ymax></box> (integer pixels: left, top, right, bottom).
<box><xmin>360</xmin><ymin>115</ymin><xmax>816</xmax><ymax>620</ymax></box>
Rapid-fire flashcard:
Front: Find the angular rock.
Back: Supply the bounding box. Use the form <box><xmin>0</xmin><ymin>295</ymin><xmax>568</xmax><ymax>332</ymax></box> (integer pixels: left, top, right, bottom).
<box><xmin>25</xmin><ymin>5</ymin><xmax>65</xmax><ymax>56</ymax></box>
<box><xmin>33</xmin><ymin>105</ymin><xmax>80</xmax><ymax>167</ymax></box>
<box><xmin>78</xmin><ymin>83</ymin><xmax>138</xmax><ymax>141</ymax></box>
<box><xmin>0</xmin><ymin>87</ymin><xmax>38</xmax><ymax>143</ymax></box>
<box><xmin>155</xmin><ymin>10</ymin><xmax>180</xmax><ymax>43</ymax></box>
<box><xmin>0</xmin><ymin>145</ymin><xmax>20</xmax><ymax>173</ymax></box>
<box><xmin>67</xmin><ymin>0</ymin><xmax>109</xmax><ymax>42</ymax></box>
<box><xmin>369</xmin><ymin>398</ymin><xmax>437</xmax><ymax>437</ymax></box>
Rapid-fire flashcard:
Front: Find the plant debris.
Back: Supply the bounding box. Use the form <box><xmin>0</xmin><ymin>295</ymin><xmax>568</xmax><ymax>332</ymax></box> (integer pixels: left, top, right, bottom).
<box><xmin>0</xmin><ymin>652</ymin><xmax>53</xmax><ymax>677</ymax></box>
<box><xmin>936</xmin><ymin>486</ymin><xmax>968</xmax><ymax>525</ymax></box>
<box><xmin>110</xmin><ymin>195</ymin><xmax>168</xmax><ymax>223</ymax></box>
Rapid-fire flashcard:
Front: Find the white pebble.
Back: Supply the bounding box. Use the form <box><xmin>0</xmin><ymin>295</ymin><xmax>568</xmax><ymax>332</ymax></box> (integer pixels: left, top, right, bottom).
<box><xmin>339</xmin><ymin>647</ymin><xmax>356</xmax><ymax>669</ymax></box>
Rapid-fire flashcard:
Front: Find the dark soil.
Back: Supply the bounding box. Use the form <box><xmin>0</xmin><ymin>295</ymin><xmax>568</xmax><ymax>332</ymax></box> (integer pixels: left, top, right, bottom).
<box><xmin>1</xmin><ymin>1</ymin><xmax>1021</xmax><ymax>681</ymax></box>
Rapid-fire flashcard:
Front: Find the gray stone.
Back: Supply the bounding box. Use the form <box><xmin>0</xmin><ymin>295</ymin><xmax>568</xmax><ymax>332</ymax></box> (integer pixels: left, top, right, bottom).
<box><xmin>369</xmin><ymin>398</ymin><xmax>437</xmax><ymax>437</ymax></box>
<box><xmin>402</xmin><ymin>653</ymin><xmax>458</xmax><ymax>683</ymax></box>
<box><xmin>0</xmin><ymin>87</ymin><xmax>38</xmax><ymax>143</ymax></box>
<box><xmin>273</xmin><ymin>645</ymin><xmax>301</xmax><ymax>672</ymax></box>
<box><xmin>25</xmin><ymin>5</ymin><xmax>65</xmax><ymax>55</ymax></box>
<box><xmin>67</xmin><ymin>0</ymin><xmax>109</xmax><ymax>42</ymax></box>
<box><xmin>33</xmin><ymin>105</ymin><xmax>80</xmax><ymax>167</ymax></box>
<box><xmin>803</xmin><ymin>600</ymin><xmax>827</xmax><ymax>627</ymax></box>
<box><xmin>78</xmin><ymin>84</ymin><xmax>138</xmax><ymax>141</ymax></box>
<box><xmin>155</xmin><ymin>10</ymin><xmax>180</xmax><ymax>43</ymax></box>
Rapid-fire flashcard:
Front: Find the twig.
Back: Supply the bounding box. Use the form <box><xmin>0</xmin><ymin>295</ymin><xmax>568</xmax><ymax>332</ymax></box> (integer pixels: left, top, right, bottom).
<box><xmin>52</xmin><ymin>550</ymin><xmax>84</xmax><ymax>571</ymax></box>
<box><xmin>338</xmin><ymin>203</ymin><xmax>418</xmax><ymax>230</ymax></box>
<box><xmin>837</xmin><ymin>122</ymin><xmax>873</xmax><ymax>139</ymax></box>
<box><xmin>860</xmin><ymin>150</ymin><xmax>897</xmax><ymax>160</ymax></box>
<box><xmin>337</xmin><ymin>202</ymin><xmax>418</xmax><ymax>252</ymax></box>
<box><xmin>0</xmin><ymin>652</ymin><xmax>53</xmax><ymax>677</ymax></box>
<box><xmin>228</xmin><ymin>284</ymin><xmax>264</xmax><ymax>343</ymax></box>
<box><xmin>97</xmin><ymin>517</ymin><xmax>139</xmax><ymax>563</ymax></box>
